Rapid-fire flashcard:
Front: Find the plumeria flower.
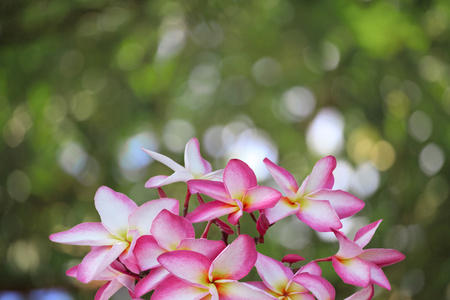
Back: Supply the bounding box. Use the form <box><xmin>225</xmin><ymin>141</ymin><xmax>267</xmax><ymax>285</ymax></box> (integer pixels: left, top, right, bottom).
<box><xmin>49</xmin><ymin>186</ymin><xmax>179</xmax><ymax>283</ymax></box>
<box><xmin>329</xmin><ymin>220</ymin><xmax>405</xmax><ymax>290</ymax></box>
<box><xmin>66</xmin><ymin>261</ymin><xmax>142</xmax><ymax>300</ymax></box>
<box><xmin>186</xmin><ymin>159</ymin><xmax>282</xmax><ymax>226</ymax></box>
<box><xmin>152</xmin><ymin>234</ymin><xmax>273</xmax><ymax>300</ymax></box>
<box><xmin>247</xmin><ymin>253</ymin><xmax>335</xmax><ymax>300</ymax></box>
<box><xmin>263</xmin><ymin>156</ymin><xmax>364</xmax><ymax>232</ymax></box>
<box><xmin>143</xmin><ymin>137</ymin><xmax>223</xmax><ymax>191</ymax></box>
<box><xmin>132</xmin><ymin>209</ymin><xmax>226</xmax><ymax>297</ymax></box>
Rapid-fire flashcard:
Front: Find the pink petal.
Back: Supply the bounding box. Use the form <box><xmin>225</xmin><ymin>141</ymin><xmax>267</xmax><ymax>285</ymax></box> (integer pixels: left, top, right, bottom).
<box><xmin>145</xmin><ymin>171</ymin><xmax>193</xmax><ymax>188</ymax></box>
<box><xmin>216</xmin><ymin>282</ymin><xmax>275</xmax><ymax>300</ymax></box>
<box><xmin>292</xmin><ymin>273</ymin><xmax>335</xmax><ymax>300</ymax></box>
<box><xmin>304</xmin><ymin>156</ymin><xmax>336</xmax><ymax>194</ymax></box>
<box><xmin>94</xmin><ymin>186</ymin><xmax>138</xmax><ymax>238</ymax></box>
<box><xmin>297</xmin><ymin>261</ymin><xmax>322</xmax><ymax>276</ymax></box>
<box><xmin>184</xmin><ymin>138</ymin><xmax>213</xmax><ymax>177</ymax></box>
<box><xmin>257</xmin><ymin>213</ymin><xmax>270</xmax><ymax>236</ymax></box>
<box><xmin>331</xmin><ymin>256</ymin><xmax>372</xmax><ymax>287</ymax></box>
<box><xmin>333</xmin><ymin>230</ymin><xmax>364</xmax><ymax>259</ymax></box>
<box><xmin>200</xmin><ymin>169</ymin><xmax>224</xmax><ymax>181</ymax></box>
<box><xmin>142</xmin><ymin>148</ymin><xmax>185</xmax><ymax>172</ymax></box>
<box><xmin>186</xmin><ymin>200</ymin><xmax>238</xmax><ymax>223</ymax></box>
<box><xmin>282</xmin><ymin>254</ymin><xmax>305</xmax><ymax>264</ymax></box>
<box><xmin>134</xmin><ymin>235</ymin><xmax>165</xmax><ymax>271</ymax></box>
<box><xmin>243</xmin><ymin>186</ymin><xmax>281</xmax><ymax>212</ymax></box>
<box><xmin>49</xmin><ymin>222</ymin><xmax>118</xmax><ymax>246</ymax></box>
<box><xmin>263</xmin><ymin>158</ymin><xmax>299</xmax><ymax>199</ymax></box>
<box><xmin>254</xmin><ymin>253</ymin><xmax>292</xmax><ymax>295</ymax></box>
<box><xmin>152</xmin><ymin>275</ymin><xmax>209</xmax><ymax>300</ymax></box>
<box><xmin>308</xmin><ymin>189</ymin><xmax>364</xmax><ymax>219</ymax></box>
<box><xmin>353</xmin><ymin>220</ymin><xmax>382</xmax><ymax>248</ymax></box>
<box><xmin>66</xmin><ymin>265</ymin><xmax>78</xmax><ymax>277</ymax></box>
<box><xmin>287</xmin><ymin>294</ymin><xmax>315</xmax><ymax>300</ymax></box>
<box><xmin>296</xmin><ymin>199</ymin><xmax>342</xmax><ymax>232</ymax></box>
<box><xmin>177</xmin><ymin>238</ymin><xmax>226</xmax><ymax>260</ymax></box>
<box><xmin>264</xmin><ymin>196</ymin><xmax>300</xmax><ymax>224</ymax></box>
<box><xmin>151</xmin><ymin>210</ymin><xmax>195</xmax><ymax>250</ymax></box>
<box><xmin>210</xmin><ymin>234</ymin><xmax>256</xmax><ymax>281</ymax></box>
<box><xmin>187</xmin><ymin>179</ymin><xmax>233</xmax><ymax>203</ymax></box>
<box><xmin>128</xmin><ymin>198</ymin><xmax>179</xmax><ymax>235</ymax></box>
<box><xmin>369</xmin><ymin>265</ymin><xmax>391</xmax><ymax>290</ymax></box>
<box><xmin>77</xmin><ymin>243</ymin><xmax>129</xmax><ymax>283</ymax></box>
<box><xmin>358</xmin><ymin>248</ymin><xmax>405</xmax><ymax>268</ymax></box>
<box><xmin>215</xmin><ymin>218</ymin><xmax>235</xmax><ymax>235</ymax></box>
<box><xmin>134</xmin><ymin>266</ymin><xmax>170</xmax><ymax>297</ymax></box>
<box><xmin>344</xmin><ymin>284</ymin><xmax>374</xmax><ymax>300</ymax></box>
<box><xmin>223</xmin><ymin>159</ymin><xmax>257</xmax><ymax>200</ymax></box>
<box><xmin>227</xmin><ymin>207</ymin><xmax>244</xmax><ymax>226</ymax></box>
<box><xmin>120</xmin><ymin>229</ymin><xmax>140</xmax><ymax>274</ymax></box>
<box><xmin>157</xmin><ymin>250</ymin><xmax>211</xmax><ymax>287</ymax></box>
<box><xmin>95</xmin><ymin>280</ymin><xmax>124</xmax><ymax>300</ymax></box>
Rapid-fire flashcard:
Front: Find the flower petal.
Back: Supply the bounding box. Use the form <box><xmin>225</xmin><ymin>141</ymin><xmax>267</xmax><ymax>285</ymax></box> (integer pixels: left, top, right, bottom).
<box><xmin>95</xmin><ymin>186</ymin><xmax>138</xmax><ymax>238</ymax></box>
<box><xmin>216</xmin><ymin>282</ymin><xmax>275</xmax><ymax>300</ymax></box>
<box><xmin>151</xmin><ymin>210</ymin><xmax>195</xmax><ymax>250</ymax></box>
<box><xmin>297</xmin><ymin>261</ymin><xmax>322</xmax><ymax>276</ymax></box>
<box><xmin>264</xmin><ymin>196</ymin><xmax>300</xmax><ymax>224</ymax></box>
<box><xmin>331</xmin><ymin>256</ymin><xmax>371</xmax><ymax>287</ymax></box>
<box><xmin>353</xmin><ymin>219</ymin><xmax>382</xmax><ymax>248</ymax></box>
<box><xmin>128</xmin><ymin>198</ymin><xmax>179</xmax><ymax>235</ymax></box>
<box><xmin>223</xmin><ymin>159</ymin><xmax>257</xmax><ymax>200</ymax></box>
<box><xmin>145</xmin><ymin>171</ymin><xmax>193</xmax><ymax>188</ymax></box>
<box><xmin>77</xmin><ymin>243</ymin><xmax>129</xmax><ymax>283</ymax></box>
<box><xmin>307</xmin><ymin>189</ymin><xmax>364</xmax><ymax>219</ymax></box>
<box><xmin>369</xmin><ymin>265</ymin><xmax>391</xmax><ymax>290</ymax></box>
<box><xmin>292</xmin><ymin>273</ymin><xmax>335</xmax><ymax>300</ymax></box>
<box><xmin>187</xmin><ymin>180</ymin><xmax>232</xmax><ymax>203</ymax></box>
<box><xmin>134</xmin><ymin>235</ymin><xmax>165</xmax><ymax>271</ymax></box>
<box><xmin>254</xmin><ymin>253</ymin><xmax>292</xmax><ymax>295</ymax></box>
<box><xmin>358</xmin><ymin>248</ymin><xmax>405</xmax><ymax>268</ymax></box>
<box><xmin>95</xmin><ymin>280</ymin><xmax>124</xmax><ymax>300</ymax></box>
<box><xmin>49</xmin><ymin>222</ymin><xmax>118</xmax><ymax>246</ymax></box>
<box><xmin>177</xmin><ymin>238</ymin><xmax>226</xmax><ymax>260</ymax></box>
<box><xmin>296</xmin><ymin>199</ymin><xmax>342</xmax><ymax>232</ymax></box>
<box><xmin>243</xmin><ymin>186</ymin><xmax>281</xmax><ymax>212</ymax></box>
<box><xmin>142</xmin><ymin>148</ymin><xmax>185</xmax><ymax>172</ymax></box>
<box><xmin>210</xmin><ymin>234</ymin><xmax>256</xmax><ymax>281</ymax></box>
<box><xmin>184</xmin><ymin>138</ymin><xmax>213</xmax><ymax>177</ymax></box>
<box><xmin>134</xmin><ymin>266</ymin><xmax>170</xmax><ymax>297</ymax></box>
<box><xmin>344</xmin><ymin>284</ymin><xmax>374</xmax><ymax>300</ymax></box>
<box><xmin>263</xmin><ymin>158</ymin><xmax>299</xmax><ymax>199</ymax></box>
<box><xmin>304</xmin><ymin>156</ymin><xmax>336</xmax><ymax>194</ymax></box>
<box><xmin>333</xmin><ymin>230</ymin><xmax>364</xmax><ymax>259</ymax></box>
<box><xmin>186</xmin><ymin>201</ymin><xmax>238</xmax><ymax>224</ymax></box>
<box><xmin>157</xmin><ymin>250</ymin><xmax>211</xmax><ymax>287</ymax></box>
<box><xmin>151</xmin><ymin>275</ymin><xmax>209</xmax><ymax>300</ymax></box>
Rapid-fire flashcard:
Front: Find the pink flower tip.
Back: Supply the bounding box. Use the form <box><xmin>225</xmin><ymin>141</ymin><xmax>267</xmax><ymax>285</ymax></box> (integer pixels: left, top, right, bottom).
<box><xmin>282</xmin><ymin>254</ymin><xmax>305</xmax><ymax>264</ymax></box>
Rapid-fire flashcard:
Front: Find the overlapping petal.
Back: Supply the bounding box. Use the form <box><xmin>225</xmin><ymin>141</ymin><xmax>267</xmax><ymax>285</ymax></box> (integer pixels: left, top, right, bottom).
<box><xmin>344</xmin><ymin>285</ymin><xmax>374</xmax><ymax>300</ymax></box>
<box><xmin>177</xmin><ymin>238</ymin><xmax>226</xmax><ymax>260</ymax></box>
<box><xmin>186</xmin><ymin>200</ymin><xmax>239</xmax><ymax>223</ymax></box>
<box><xmin>187</xmin><ymin>180</ymin><xmax>233</xmax><ymax>203</ymax></box>
<box><xmin>255</xmin><ymin>253</ymin><xmax>293</xmax><ymax>294</ymax></box>
<box><xmin>358</xmin><ymin>249</ymin><xmax>406</xmax><ymax>268</ymax></box>
<box><xmin>185</xmin><ymin>137</ymin><xmax>212</xmax><ymax>178</ymax></box>
<box><xmin>49</xmin><ymin>222</ymin><xmax>118</xmax><ymax>246</ymax></box>
<box><xmin>308</xmin><ymin>189</ymin><xmax>364</xmax><ymax>219</ymax></box>
<box><xmin>150</xmin><ymin>210</ymin><xmax>195</xmax><ymax>250</ymax></box>
<box><xmin>95</xmin><ymin>186</ymin><xmax>138</xmax><ymax>238</ymax></box>
<box><xmin>304</xmin><ymin>156</ymin><xmax>336</xmax><ymax>194</ymax></box>
<box><xmin>215</xmin><ymin>281</ymin><xmax>274</xmax><ymax>300</ymax></box>
<box><xmin>263</xmin><ymin>158</ymin><xmax>299</xmax><ymax>199</ymax></box>
<box><xmin>151</xmin><ymin>276</ymin><xmax>209</xmax><ymax>300</ymax></box>
<box><xmin>210</xmin><ymin>234</ymin><xmax>257</xmax><ymax>281</ymax></box>
<box><xmin>134</xmin><ymin>235</ymin><xmax>165</xmax><ymax>271</ymax></box>
<box><xmin>134</xmin><ymin>266</ymin><xmax>170</xmax><ymax>297</ymax></box>
<box><xmin>145</xmin><ymin>171</ymin><xmax>192</xmax><ymax>189</ymax></box>
<box><xmin>223</xmin><ymin>159</ymin><xmax>257</xmax><ymax>200</ymax></box>
<box><xmin>333</xmin><ymin>230</ymin><xmax>364</xmax><ymax>259</ymax></box>
<box><xmin>264</xmin><ymin>196</ymin><xmax>300</xmax><ymax>224</ymax></box>
<box><xmin>243</xmin><ymin>186</ymin><xmax>281</xmax><ymax>212</ymax></box>
<box><xmin>296</xmin><ymin>199</ymin><xmax>342</xmax><ymax>232</ymax></box>
<box><xmin>292</xmin><ymin>273</ymin><xmax>335</xmax><ymax>300</ymax></box>
<box><xmin>331</xmin><ymin>256</ymin><xmax>372</xmax><ymax>287</ymax></box>
<box><xmin>353</xmin><ymin>219</ymin><xmax>382</xmax><ymax>248</ymax></box>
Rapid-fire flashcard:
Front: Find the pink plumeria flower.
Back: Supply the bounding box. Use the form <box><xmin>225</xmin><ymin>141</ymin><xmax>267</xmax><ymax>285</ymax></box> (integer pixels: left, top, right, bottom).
<box><xmin>132</xmin><ymin>209</ymin><xmax>226</xmax><ymax>297</ymax></box>
<box><xmin>49</xmin><ymin>186</ymin><xmax>179</xmax><ymax>283</ymax></box>
<box><xmin>152</xmin><ymin>234</ymin><xmax>274</xmax><ymax>300</ymax></box>
<box><xmin>143</xmin><ymin>137</ymin><xmax>223</xmax><ymax>191</ymax></box>
<box><xmin>330</xmin><ymin>220</ymin><xmax>405</xmax><ymax>290</ymax></box>
<box><xmin>344</xmin><ymin>285</ymin><xmax>374</xmax><ymax>300</ymax></box>
<box><xmin>248</xmin><ymin>253</ymin><xmax>335</xmax><ymax>300</ymax></box>
<box><xmin>263</xmin><ymin>156</ymin><xmax>364</xmax><ymax>232</ymax></box>
<box><xmin>66</xmin><ymin>261</ymin><xmax>142</xmax><ymax>300</ymax></box>
<box><xmin>186</xmin><ymin>159</ymin><xmax>282</xmax><ymax>226</ymax></box>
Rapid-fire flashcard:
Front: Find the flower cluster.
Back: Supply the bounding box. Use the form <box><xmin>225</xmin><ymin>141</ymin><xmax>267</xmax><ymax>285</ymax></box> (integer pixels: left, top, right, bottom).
<box><xmin>50</xmin><ymin>138</ymin><xmax>405</xmax><ymax>300</ymax></box>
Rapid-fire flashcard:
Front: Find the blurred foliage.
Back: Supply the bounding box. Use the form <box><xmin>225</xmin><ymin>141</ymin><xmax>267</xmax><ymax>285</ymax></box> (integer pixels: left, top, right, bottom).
<box><xmin>1</xmin><ymin>0</ymin><xmax>450</xmax><ymax>299</ymax></box>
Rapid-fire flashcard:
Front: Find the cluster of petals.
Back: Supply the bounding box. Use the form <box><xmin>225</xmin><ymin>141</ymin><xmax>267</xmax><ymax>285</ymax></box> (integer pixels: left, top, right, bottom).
<box><xmin>187</xmin><ymin>159</ymin><xmax>282</xmax><ymax>225</ymax></box>
<box><xmin>49</xmin><ymin>186</ymin><xmax>179</xmax><ymax>283</ymax></box>
<box><xmin>263</xmin><ymin>156</ymin><xmax>365</xmax><ymax>232</ymax></box>
<box><xmin>49</xmin><ymin>137</ymin><xmax>405</xmax><ymax>300</ymax></box>
<box><xmin>330</xmin><ymin>220</ymin><xmax>405</xmax><ymax>290</ymax></box>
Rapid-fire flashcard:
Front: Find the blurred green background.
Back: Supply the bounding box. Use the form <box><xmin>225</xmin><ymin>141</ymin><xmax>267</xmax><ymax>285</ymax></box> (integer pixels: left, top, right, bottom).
<box><xmin>1</xmin><ymin>0</ymin><xmax>449</xmax><ymax>299</ymax></box>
